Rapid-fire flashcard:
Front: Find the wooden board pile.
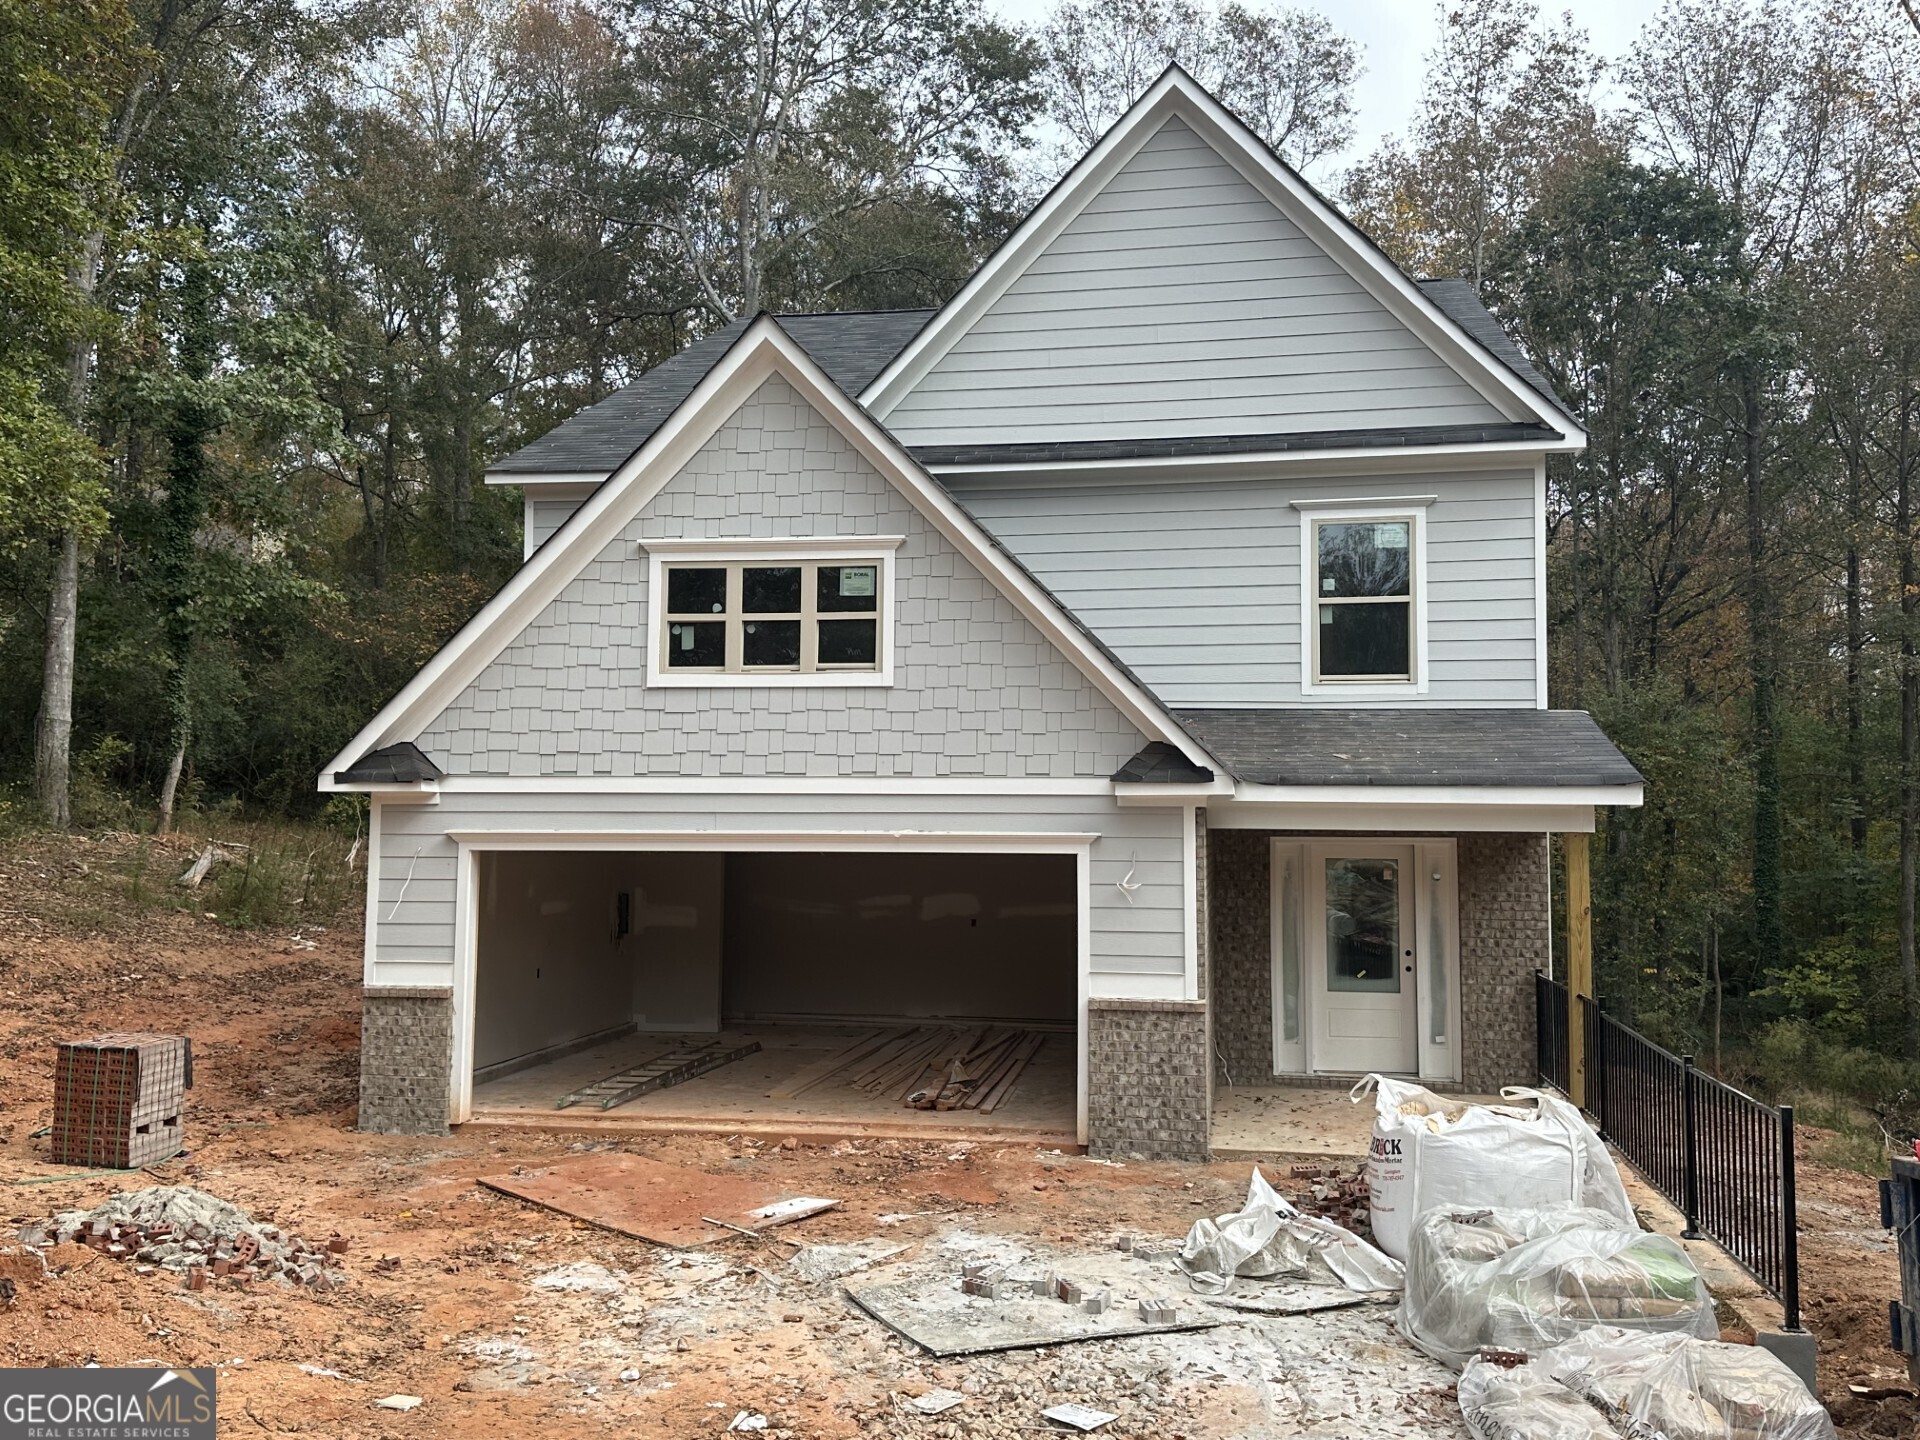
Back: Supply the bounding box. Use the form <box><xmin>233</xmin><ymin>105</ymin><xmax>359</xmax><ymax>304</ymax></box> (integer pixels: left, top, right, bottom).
<box><xmin>769</xmin><ymin>1026</ymin><xmax>1047</xmax><ymax>1113</ymax></box>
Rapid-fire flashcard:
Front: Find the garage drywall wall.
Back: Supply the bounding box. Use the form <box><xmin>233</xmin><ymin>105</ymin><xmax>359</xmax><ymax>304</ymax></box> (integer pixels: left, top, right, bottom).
<box><xmin>623</xmin><ymin>852</ymin><xmax>724</xmax><ymax>1031</ymax></box>
<box><xmin>474</xmin><ymin>850</ymin><xmax>636</xmax><ymax>1069</ymax></box>
<box><xmin>722</xmin><ymin>853</ymin><xmax>1076</xmax><ymax>1022</ymax></box>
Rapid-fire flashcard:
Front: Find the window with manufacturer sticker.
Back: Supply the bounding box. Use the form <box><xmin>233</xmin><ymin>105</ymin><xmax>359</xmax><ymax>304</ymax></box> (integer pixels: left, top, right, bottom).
<box><xmin>662</xmin><ymin>560</ymin><xmax>882</xmax><ymax>674</ymax></box>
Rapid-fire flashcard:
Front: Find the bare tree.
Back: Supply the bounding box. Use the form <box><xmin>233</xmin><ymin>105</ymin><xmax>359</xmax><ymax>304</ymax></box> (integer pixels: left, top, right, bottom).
<box><xmin>1038</xmin><ymin>0</ymin><xmax>1360</xmax><ymax>172</ymax></box>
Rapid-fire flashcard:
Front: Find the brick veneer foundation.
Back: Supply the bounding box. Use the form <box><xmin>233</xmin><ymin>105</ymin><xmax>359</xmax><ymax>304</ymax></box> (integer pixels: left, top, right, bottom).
<box><xmin>1208</xmin><ymin>830</ymin><xmax>1550</xmax><ymax>1092</ymax></box>
<box><xmin>359</xmin><ymin>986</ymin><xmax>453</xmax><ymax>1135</ymax></box>
<box><xmin>1086</xmin><ymin>998</ymin><xmax>1211</xmax><ymax>1161</ymax></box>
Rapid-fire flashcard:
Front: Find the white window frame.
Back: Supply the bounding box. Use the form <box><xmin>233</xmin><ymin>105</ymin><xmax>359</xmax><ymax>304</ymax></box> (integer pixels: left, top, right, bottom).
<box><xmin>1294</xmin><ymin>497</ymin><xmax>1431</xmax><ymax>697</ymax></box>
<box><xmin>640</xmin><ymin>536</ymin><xmax>903</xmax><ymax>688</ymax></box>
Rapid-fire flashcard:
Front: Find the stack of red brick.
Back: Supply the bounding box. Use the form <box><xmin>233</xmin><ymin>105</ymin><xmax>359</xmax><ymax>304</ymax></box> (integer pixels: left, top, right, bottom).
<box><xmin>50</xmin><ymin>1033</ymin><xmax>190</xmax><ymax>1168</ymax></box>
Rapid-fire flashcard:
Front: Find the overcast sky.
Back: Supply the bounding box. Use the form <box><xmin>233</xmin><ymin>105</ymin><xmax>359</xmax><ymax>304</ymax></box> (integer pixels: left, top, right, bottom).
<box><xmin>981</xmin><ymin>0</ymin><xmax>1671</xmax><ymax>174</ymax></box>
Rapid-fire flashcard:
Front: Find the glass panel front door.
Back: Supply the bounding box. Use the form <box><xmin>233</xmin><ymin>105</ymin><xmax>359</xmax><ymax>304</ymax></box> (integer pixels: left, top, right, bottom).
<box><xmin>1309</xmin><ymin>844</ymin><xmax>1418</xmax><ymax>1074</ymax></box>
<box><xmin>1325</xmin><ymin>857</ymin><xmax>1401</xmax><ymax>993</ymax></box>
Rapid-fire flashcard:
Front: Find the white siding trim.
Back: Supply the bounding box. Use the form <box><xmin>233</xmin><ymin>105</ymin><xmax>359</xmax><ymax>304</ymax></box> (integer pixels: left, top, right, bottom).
<box><xmin>1534</xmin><ymin>457</ymin><xmax>1549</xmax><ymax>709</ymax></box>
<box><xmin>1182</xmin><ymin>804</ymin><xmax>1200</xmax><ymax>1001</ymax></box>
<box><xmin>925</xmin><ymin>438</ymin><xmax>1576</xmax><ymax>483</ymax></box>
<box><xmin>450</xmin><ymin>843</ymin><xmax>478</xmax><ymax>1122</ymax></box>
<box><xmin>1228</xmin><ymin>783</ymin><xmax>1637</xmax><ymax>807</ymax></box>
<box><xmin>1076</xmin><ymin>846</ymin><xmax>1091</xmax><ymax>1145</ymax></box>
<box><xmin>861</xmin><ymin>69</ymin><xmax>1583</xmax><ymax>442</ymax></box>
<box><xmin>1291</xmin><ymin>494</ymin><xmax>1436</xmax><ymax>511</ymax></box>
<box><xmin>361</xmin><ymin>799</ymin><xmax>382</xmax><ymax>985</ymax></box>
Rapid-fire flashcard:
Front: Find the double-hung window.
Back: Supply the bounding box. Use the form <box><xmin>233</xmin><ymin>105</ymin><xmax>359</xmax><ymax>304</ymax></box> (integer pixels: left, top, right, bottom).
<box><xmin>1295</xmin><ymin>501</ymin><xmax>1430</xmax><ymax>690</ymax></box>
<box><xmin>645</xmin><ymin>539</ymin><xmax>899</xmax><ymax>685</ymax></box>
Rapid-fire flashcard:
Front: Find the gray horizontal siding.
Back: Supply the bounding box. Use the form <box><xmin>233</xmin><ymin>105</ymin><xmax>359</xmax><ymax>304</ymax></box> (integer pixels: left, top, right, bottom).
<box><xmin>946</xmin><ymin>468</ymin><xmax>1540</xmax><ymax>707</ymax></box>
<box><xmin>421</xmin><ymin>375</ymin><xmax>1148</xmax><ymax>779</ymax></box>
<box><xmin>884</xmin><ymin>116</ymin><xmax>1507</xmax><ymax>447</ymax></box>
<box><xmin>369</xmin><ymin>792</ymin><xmax>1187</xmax><ymax>993</ymax></box>
<box><xmin>526</xmin><ymin>497</ymin><xmax>580</xmax><ymax>553</ymax></box>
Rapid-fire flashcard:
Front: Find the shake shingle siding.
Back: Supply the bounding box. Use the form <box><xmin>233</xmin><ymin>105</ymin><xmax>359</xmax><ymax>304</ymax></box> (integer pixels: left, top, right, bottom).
<box><xmin>419</xmin><ymin>375</ymin><xmax>1149</xmax><ymax>778</ymax></box>
<box><xmin>884</xmin><ymin>117</ymin><xmax>1509</xmax><ymax>448</ymax></box>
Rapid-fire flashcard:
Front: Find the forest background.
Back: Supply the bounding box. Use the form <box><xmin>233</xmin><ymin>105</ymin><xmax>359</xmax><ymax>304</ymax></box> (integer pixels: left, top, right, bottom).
<box><xmin>6</xmin><ymin>0</ymin><xmax>1919</xmax><ymax>1131</ymax></box>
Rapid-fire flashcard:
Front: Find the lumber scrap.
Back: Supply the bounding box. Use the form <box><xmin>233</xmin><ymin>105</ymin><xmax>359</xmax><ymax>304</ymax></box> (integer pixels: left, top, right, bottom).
<box><xmin>766</xmin><ymin>1028</ymin><xmax>890</xmax><ymax>1099</ymax></box>
<box><xmin>977</xmin><ymin>1032</ymin><xmax>1046</xmax><ymax>1114</ymax></box>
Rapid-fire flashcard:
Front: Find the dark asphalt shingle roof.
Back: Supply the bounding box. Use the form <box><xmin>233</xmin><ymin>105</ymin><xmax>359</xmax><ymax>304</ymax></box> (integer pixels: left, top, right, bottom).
<box><xmin>335</xmin><ymin>741</ymin><xmax>444</xmax><ymax>785</ymax></box>
<box><xmin>489</xmin><ymin>310</ymin><xmax>936</xmax><ymax>475</ymax></box>
<box><xmin>488</xmin><ymin>284</ymin><xmax>1574</xmax><ymax>477</ymax></box>
<box><xmin>1172</xmin><ymin>708</ymin><xmax>1642</xmax><ymax>788</ymax></box>
<box><xmin>1418</xmin><ymin>279</ymin><xmax>1573</xmax><ymax>420</ymax></box>
<box><xmin>915</xmin><ymin>422</ymin><xmax>1561</xmax><ymax>468</ymax></box>
<box><xmin>1111</xmin><ymin>740</ymin><xmax>1216</xmax><ymax>784</ymax></box>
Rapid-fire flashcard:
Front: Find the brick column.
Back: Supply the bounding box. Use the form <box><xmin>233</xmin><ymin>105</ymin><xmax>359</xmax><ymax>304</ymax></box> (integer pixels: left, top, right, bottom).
<box><xmin>1086</xmin><ymin>998</ymin><xmax>1210</xmax><ymax>1160</ymax></box>
<box><xmin>359</xmin><ymin>986</ymin><xmax>454</xmax><ymax>1135</ymax></box>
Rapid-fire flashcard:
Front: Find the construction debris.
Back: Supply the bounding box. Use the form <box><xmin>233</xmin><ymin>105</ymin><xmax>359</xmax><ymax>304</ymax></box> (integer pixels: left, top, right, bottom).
<box><xmin>554</xmin><ymin>1039</ymin><xmax>761</xmax><ymax>1111</ymax></box>
<box><xmin>477</xmin><ymin>1152</ymin><xmax>838</xmax><ymax>1248</ymax></box>
<box><xmin>1177</xmin><ymin>1167</ymin><xmax>1403</xmax><ymax>1294</ymax></box>
<box><xmin>1041</xmin><ymin>1401</ymin><xmax>1118</xmax><ymax>1430</ymax></box>
<box><xmin>373</xmin><ymin>1395</ymin><xmax>422</xmax><ymax>1412</ymax></box>
<box><xmin>908</xmin><ymin>1389</ymin><xmax>965</xmax><ymax>1414</ymax></box>
<box><xmin>29</xmin><ymin>1188</ymin><xmax>349</xmax><ymax>1293</ymax></box>
<box><xmin>767</xmin><ymin>1024</ymin><xmax>1052</xmax><ymax>1113</ymax></box>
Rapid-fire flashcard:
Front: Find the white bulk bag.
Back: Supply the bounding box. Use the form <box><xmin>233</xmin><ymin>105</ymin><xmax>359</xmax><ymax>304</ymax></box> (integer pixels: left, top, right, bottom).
<box><xmin>1353</xmin><ymin>1075</ymin><xmax>1634</xmax><ymax>1259</ymax></box>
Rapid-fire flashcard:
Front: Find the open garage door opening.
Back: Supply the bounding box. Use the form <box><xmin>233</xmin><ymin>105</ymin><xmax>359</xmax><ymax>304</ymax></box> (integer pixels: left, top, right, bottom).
<box><xmin>464</xmin><ymin>849</ymin><xmax>1080</xmax><ymax>1141</ymax></box>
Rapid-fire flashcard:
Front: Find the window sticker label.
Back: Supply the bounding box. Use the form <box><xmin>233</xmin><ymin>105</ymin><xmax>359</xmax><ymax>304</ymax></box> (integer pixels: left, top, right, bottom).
<box><xmin>1376</xmin><ymin>523</ymin><xmax>1408</xmax><ymax>549</ymax></box>
<box><xmin>839</xmin><ymin>566</ymin><xmax>875</xmax><ymax>598</ymax></box>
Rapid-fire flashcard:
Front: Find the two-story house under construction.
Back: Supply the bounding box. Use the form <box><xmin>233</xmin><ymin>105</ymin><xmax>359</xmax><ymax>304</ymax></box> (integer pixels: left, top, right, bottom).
<box><xmin>321</xmin><ymin>68</ymin><xmax>1642</xmax><ymax>1160</ymax></box>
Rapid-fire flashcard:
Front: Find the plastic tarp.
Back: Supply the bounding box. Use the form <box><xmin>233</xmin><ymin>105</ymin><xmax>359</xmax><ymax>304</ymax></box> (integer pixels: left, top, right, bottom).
<box><xmin>1176</xmin><ymin>1167</ymin><xmax>1404</xmax><ymax>1294</ymax></box>
<box><xmin>1354</xmin><ymin>1076</ymin><xmax>1636</xmax><ymax>1260</ymax></box>
<box><xmin>1459</xmin><ymin>1326</ymin><xmax>1835</xmax><ymax>1440</ymax></box>
<box><xmin>1398</xmin><ymin>1207</ymin><xmax>1717</xmax><ymax>1369</ymax></box>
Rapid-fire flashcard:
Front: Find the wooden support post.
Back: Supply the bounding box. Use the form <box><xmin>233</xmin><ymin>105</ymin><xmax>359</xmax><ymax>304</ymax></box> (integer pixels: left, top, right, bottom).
<box><xmin>1565</xmin><ymin>830</ymin><xmax>1592</xmax><ymax>1108</ymax></box>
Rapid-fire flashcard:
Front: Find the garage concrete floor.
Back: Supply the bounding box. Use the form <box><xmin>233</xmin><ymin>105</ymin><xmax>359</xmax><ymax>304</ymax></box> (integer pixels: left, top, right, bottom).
<box><xmin>467</xmin><ymin>1023</ymin><xmax>1078</xmax><ymax>1145</ymax></box>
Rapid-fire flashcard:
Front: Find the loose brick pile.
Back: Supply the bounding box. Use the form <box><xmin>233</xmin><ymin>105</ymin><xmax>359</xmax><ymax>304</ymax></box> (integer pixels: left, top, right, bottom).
<box><xmin>23</xmin><ymin>1187</ymin><xmax>350</xmax><ymax>1293</ymax></box>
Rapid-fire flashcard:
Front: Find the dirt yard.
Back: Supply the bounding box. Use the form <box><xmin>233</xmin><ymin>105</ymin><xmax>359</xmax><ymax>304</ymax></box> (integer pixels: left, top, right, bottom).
<box><xmin>0</xmin><ymin>830</ymin><xmax>1910</xmax><ymax>1438</ymax></box>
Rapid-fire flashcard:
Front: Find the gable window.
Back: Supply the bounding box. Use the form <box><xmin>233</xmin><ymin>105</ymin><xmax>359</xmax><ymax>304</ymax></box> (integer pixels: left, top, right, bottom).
<box><xmin>644</xmin><ymin>538</ymin><xmax>901</xmax><ymax>687</ymax></box>
<box><xmin>1294</xmin><ymin>499</ymin><xmax>1430</xmax><ymax>693</ymax></box>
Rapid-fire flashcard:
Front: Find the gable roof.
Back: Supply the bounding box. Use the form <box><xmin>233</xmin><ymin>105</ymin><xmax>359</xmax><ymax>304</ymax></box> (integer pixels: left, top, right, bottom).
<box><xmin>323</xmin><ymin>316</ymin><xmax>1216</xmax><ymax>786</ymax></box>
<box><xmin>334</xmin><ymin>741</ymin><xmax>443</xmax><ymax>785</ymax></box>
<box><xmin>488</xmin><ymin>309</ymin><xmax>934</xmax><ymax>478</ymax></box>
<box><xmin>1418</xmin><ymin>280</ymin><xmax>1570</xmax><ymax>422</ymax></box>
<box><xmin>860</xmin><ymin>67</ymin><xmax>1584</xmax><ymax>451</ymax></box>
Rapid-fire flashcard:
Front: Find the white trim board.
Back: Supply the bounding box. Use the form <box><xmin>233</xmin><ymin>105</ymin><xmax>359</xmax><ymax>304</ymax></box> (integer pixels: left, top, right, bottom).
<box><xmin>1210</xmin><ymin>800</ymin><xmax>1602</xmax><ymax>834</ymax></box>
<box><xmin>319</xmin><ymin>317</ymin><xmax>1218</xmax><ymax>789</ymax></box>
<box><xmin>860</xmin><ymin>66</ymin><xmax>1583</xmax><ymax>445</ymax></box>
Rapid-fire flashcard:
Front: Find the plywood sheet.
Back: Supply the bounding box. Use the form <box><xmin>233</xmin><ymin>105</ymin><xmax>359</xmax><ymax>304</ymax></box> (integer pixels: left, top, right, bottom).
<box><xmin>844</xmin><ymin>1279</ymin><xmax>1219</xmax><ymax>1358</ymax></box>
<box><xmin>477</xmin><ymin>1153</ymin><xmax>836</xmax><ymax>1248</ymax></box>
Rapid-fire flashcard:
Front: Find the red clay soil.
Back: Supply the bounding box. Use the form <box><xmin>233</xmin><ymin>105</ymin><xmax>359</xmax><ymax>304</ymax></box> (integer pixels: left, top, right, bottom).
<box><xmin>0</xmin><ymin>830</ymin><xmax>1911</xmax><ymax>1438</ymax></box>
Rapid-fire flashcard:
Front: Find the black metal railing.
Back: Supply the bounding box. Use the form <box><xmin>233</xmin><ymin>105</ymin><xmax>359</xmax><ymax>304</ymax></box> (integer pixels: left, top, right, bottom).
<box><xmin>1536</xmin><ymin>970</ymin><xmax>1570</xmax><ymax>1094</ymax></box>
<box><xmin>1532</xmin><ymin>971</ymin><xmax>1800</xmax><ymax>1330</ymax></box>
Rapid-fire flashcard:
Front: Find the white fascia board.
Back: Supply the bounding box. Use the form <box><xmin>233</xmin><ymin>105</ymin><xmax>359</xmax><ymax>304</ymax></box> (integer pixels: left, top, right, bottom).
<box><xmin>1228</xmin><ymin>782</ymin><xmax>1642</xmax><ymax>808</ymax></box>
<box><xmin>484</xmin><ymin>470</ymin><xmax>609</xmax><ymax>488</ymax></box>
<box><xmin>433</xmin><ymin>775</ymin><xmax>1117</xmax><ymax>796</ymax></box>
<box><xmin>317</xmin><ymin>778</ymin><xmax>439</xmax><ymax>801</ymax></box>
<box><xmin>863</xmin><ymin>66</ymin><xmax>1584</xmax><ymax>447</ymax></box>
<box><xmin>319</xmin><ymin>317</ymin><xmax>1216</xmax><ymax>786</ymax></box>
<box><xmin>443</xmin><ymin>829</ymin><xmax>1102</xmax><ymax>853</ymax></box>
<box><xmin>1112</xmin><ymin>781</ymin><xmax>1234</xmax><ymax>805</ymax></box>
<box><xmin>1209</xmin><ymin>799</ymin><xmax>1601</xmax><ymax>834</ymax></box>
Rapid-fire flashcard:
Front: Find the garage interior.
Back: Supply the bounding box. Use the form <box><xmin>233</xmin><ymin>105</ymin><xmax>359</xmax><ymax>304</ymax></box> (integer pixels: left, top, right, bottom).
<box><xmin>465</xmin><ymin>850</ymin><xmax>1078</xmax><ymax>1138</ymax></box>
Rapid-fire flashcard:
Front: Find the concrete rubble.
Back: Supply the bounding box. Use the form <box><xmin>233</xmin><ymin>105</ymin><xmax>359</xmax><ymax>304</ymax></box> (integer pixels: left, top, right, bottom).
<box><xmin>24</xmin><ymin>1186</ymin><xmax>350</xmax><ymax>1293</ymax></box>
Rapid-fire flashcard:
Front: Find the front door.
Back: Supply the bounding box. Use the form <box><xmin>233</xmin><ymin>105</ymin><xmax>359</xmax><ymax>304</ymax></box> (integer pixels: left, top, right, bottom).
<box><xmin>1308</xmin><ymin>845</ymin><xmax>1418</xmax><ymax>1074</ymax></box>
